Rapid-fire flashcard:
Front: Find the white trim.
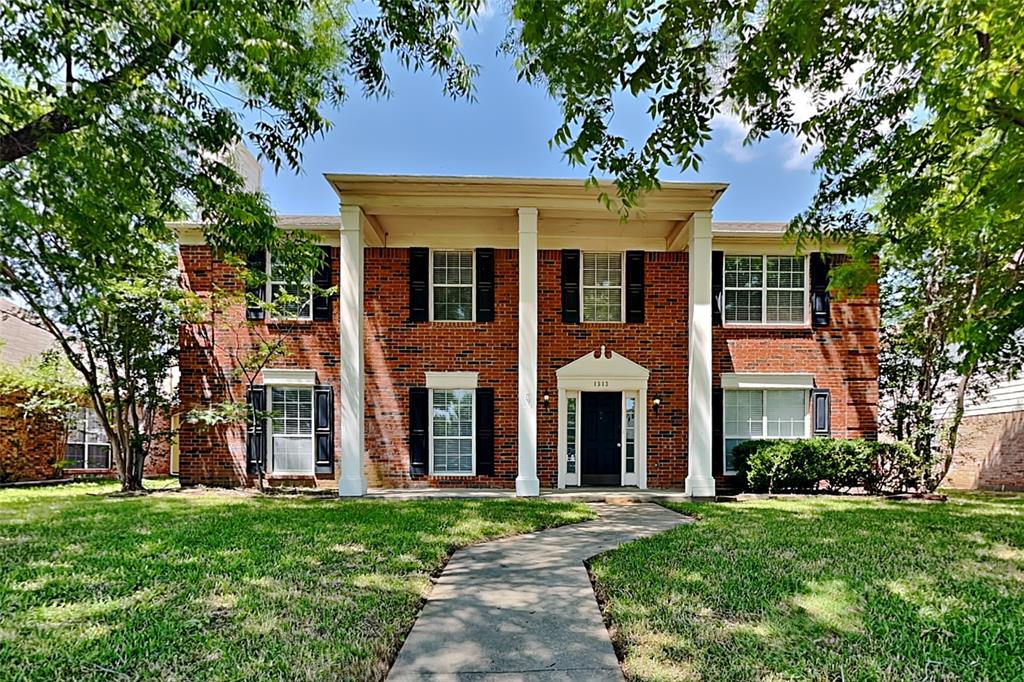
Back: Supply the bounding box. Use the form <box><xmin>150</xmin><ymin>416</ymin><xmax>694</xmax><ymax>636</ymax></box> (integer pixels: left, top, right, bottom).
<box><xmin>685</xmin><ymin>211</ymin><xmax>716</xmax><ymax>497</ymax></box>
<box><xmin>556</xmin><ymin>348</ymin><xmax>649</xmax><ymax>489</ymax></box>
<box><xmin>722</xmin><ymin>254</ymin><xmax>809</xmax><ymax>327</ymax></box>
<box><xmin>429</xmin><ymin>249</ymin><xmax>476</xmax><ymax>322</ymax></box>
<box><xmin>262</xmin><ymin>368</ymin><xmax>317</xmax><ymax>386</ymax></box>
<box><xmin>425</xmin><ymin>371</ymin><xmax>479</xmax><ymax>390</ymax></box>
<box><xmin>580</xmin><ymin>251</ymin><xmax>625</xmax><ymax>323</ymax></box>
<box><xmin>428</xmin><ymin>387</ymin><xmax>476</xmax><ymax>477</ymax></box>
<box><xmin>721</xmin><ymin>372</ymin><xmax>816</xmax><ymax>390</ymax></box>
<box><xmin>516</xmin><ymin>208</ymin><xmax>540</xmax><ymax>496</ymax></box>
<box><xmin>338</xmin><ymin>205</ymin><xmax>367</xmax><ymax>496</ymax></box>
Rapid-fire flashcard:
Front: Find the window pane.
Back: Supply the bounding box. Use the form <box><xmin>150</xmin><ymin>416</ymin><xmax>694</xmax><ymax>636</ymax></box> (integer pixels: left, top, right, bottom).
<box><xmin>624</xmin><ymin>396</ymin><xmax>636</xmax><ymax>474</ymax></box>
<box><xmin>87</xmin><ymin>444</ymin><xmax>111</xmax><ymax>469</ymax></box>
<box><xmin>766</xmin><ymin>390</ymin><xmax>807</xmax><ymax>438</ymax></box>
<box><xmin>766</xmin><ymin>257</ymin><xmax>804</xmax><ymax>289</ymax></box>
<box><xmin>272</xmin><ymin>387</ymin><xmax>314</xmax><ymax>438</ymax></box>
<box><xmin>725</xmin><ymin>391</ymin><xmax>763</xmax><ymax>438</ymax></box>
<box><xmin>766</xmin><ymin>290</ymin><xmax>804</xmax><ymax>323</ymax></box>
<box><xmin>432</xmin><ymin>389</ymin><xmax>473</xmax><ymax>474</ymax></box>
<box><xmin>725</xmin><ymin>290</ymin><xmax>763</xmax><ymax>323</ymax></box>
<box><xmin>566</xmin><ymin>397</ymin><xmax>577</xmax><ymax>474</ymax></box>
<box><xmin>433</xmin><ymin>285</ymin><xmax>472</xmax><ymax>321</ymax></box>
<box><xmin>66</xmin><ymin>443</ymin><xmax>85</xmax><ymax>468</ymax></box>
<box><xmin>725</xmin><ymin>439</ymin><xmax>746</xmax><ymax>472</ymax></box>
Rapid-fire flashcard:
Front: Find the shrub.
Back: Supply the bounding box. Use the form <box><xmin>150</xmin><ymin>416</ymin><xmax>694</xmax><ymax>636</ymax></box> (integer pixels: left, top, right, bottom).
<box><xmin>733</xmin><ymin>438</ymin><xmax>925</xmax><ymax>494</ymax></box>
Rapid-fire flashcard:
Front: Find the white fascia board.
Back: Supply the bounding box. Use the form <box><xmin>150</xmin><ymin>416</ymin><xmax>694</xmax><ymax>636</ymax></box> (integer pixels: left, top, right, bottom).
<box><xmin>722</xmin><ymin>372</ymin><xmax>816</xmax><ymax>390</ymax></box>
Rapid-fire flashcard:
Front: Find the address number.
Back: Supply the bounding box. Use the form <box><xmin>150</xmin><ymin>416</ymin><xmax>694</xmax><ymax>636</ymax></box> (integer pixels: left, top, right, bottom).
<box><xmin>593</xmin><ymin>380</ymin><xmax>609</xmax><ymax>387</ymax></box>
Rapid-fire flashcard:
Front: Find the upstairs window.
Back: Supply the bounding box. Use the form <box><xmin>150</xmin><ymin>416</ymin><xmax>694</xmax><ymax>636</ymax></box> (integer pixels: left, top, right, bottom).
<box><xmin>66</xmin><ymin>408</ymin><xmax>110</xmax><ymax>469</ymax></box>
<box><xmin>582</xmin><ymin>252</ymin><xmax>623</xmax><ymax>322</ymax></box>
<box><xmin>432</xmin><ymin>250</ymin><xmax>474</xmax><ymax>321</ymax></box>
<box><xmin>268</xmin><ymin>253</ymin><xmax>313</xmax><ymax>320</ymax></box>
<box><xmin>724</xmin><ymin>255</ymin><xmax>806</xmax><ymax>324</ymax></box>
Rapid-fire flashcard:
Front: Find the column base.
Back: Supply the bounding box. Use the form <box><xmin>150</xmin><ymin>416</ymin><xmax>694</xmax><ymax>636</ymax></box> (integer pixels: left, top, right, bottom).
<box><xmin>338</xmin><ymin>476</ymin><xmax>367</xmax><ymax>497</ymax></box>
<box><xmin>515</xmin><ymin>476</ymin><xmax>540</xmax><ymax>497</ymax></box>
<box><xmin>684</xmin><ymin>475</ymin><xmax>716</xmax><ymax>498</ymax></box>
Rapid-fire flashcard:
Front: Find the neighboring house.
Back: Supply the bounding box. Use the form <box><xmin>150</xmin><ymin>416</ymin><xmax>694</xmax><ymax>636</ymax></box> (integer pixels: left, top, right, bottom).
<box><xmin>942</xmin><ymin>378</ymin><xmax>1024</xmax><ymax>491</ymax></box>
<box><xmin>176</xmin><ymin>175</ymin><xmax>879</xmax><ymax>495</ymax></box>
<box><xmin>0</xmin><ymin>300</ymin><xmax>173</xmax><ymax>482</ymax></box>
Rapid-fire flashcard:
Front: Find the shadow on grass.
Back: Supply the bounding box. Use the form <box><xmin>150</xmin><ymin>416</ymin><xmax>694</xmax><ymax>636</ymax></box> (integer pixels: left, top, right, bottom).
<box><xmin>0</xmin><ymin>483</ymin><xmax>593</xmax><ymax>681</ymax></box>
<box><xmin>590</xmin><ymin>493</ymin><xmax>1024</xmax><ymax>681</ymax></box>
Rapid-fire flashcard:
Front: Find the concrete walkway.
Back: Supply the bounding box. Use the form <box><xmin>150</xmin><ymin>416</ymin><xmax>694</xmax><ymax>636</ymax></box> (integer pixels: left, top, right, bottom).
<box><xmin>387</xmin><ymin>503</ymin><xmax>690</xmax><ymax>681</ymax></box>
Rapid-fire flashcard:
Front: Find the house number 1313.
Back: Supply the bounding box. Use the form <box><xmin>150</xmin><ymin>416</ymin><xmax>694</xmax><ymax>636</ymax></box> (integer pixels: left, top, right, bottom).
<box><xmin>593</xmin><ymin>380</ymin><xmax>609</xmax><ymax>387</ymax></box>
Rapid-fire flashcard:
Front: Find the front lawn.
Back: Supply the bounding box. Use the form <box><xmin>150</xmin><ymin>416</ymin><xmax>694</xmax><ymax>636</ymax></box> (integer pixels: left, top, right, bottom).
<box><xmin>591</xmin><ymin>493</ymin><xmax>1024</xmax><ymax>681</ymax></box>
<box><xmin>0</xmin><ymin>481</ymin><xmax>594</xmax><ymax>681</ymax></box>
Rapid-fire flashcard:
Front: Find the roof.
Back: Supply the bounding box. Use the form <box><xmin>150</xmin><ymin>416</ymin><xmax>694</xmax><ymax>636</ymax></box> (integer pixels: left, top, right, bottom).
<box><xmin>712</xmin><ymin>221</ymin><xmax>788</xmax><ymax>234</ymax></box>
<box><xmin>0</xmin><ymin>300</ymin><xmax>57</xmax><ymax>365</ymax></box>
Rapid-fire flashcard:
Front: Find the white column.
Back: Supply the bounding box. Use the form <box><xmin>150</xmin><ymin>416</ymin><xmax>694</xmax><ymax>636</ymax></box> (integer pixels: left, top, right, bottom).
<box><xmin>516</xmin><ymin>207</ymin><xmax>540</xmax><ymax>496</ymax></box>
<box><xmin>338</xmin><ymin>205</ymin><xmax>367</xmax><ymax>497</ymax></box>
<box><xmin>685</xmin><ymin>211</ymin><xmax>716</xmax><ymax>498</ymax></box>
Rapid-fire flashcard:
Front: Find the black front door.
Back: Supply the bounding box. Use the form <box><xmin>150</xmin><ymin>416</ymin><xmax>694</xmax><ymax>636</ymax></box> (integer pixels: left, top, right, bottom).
<box><xmin>581</xmin><ymin>392</ymin><xmax>621</xmax><ymax>486</ymax></box>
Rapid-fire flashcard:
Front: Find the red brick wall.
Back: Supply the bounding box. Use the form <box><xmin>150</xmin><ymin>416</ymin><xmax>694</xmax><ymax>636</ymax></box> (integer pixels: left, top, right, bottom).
<box><xmin>943</xmin><ymin>411</ymin><xmax>1024</xmax><ymax>491</ymax></box>
<box><xmin>0</xmin><ymin>390</ymin><xmax>65</xmax><ymax>482</ymax></box>
<box><xmin>537</xmin><ymin>250</ymin><xmax>689</xmax><ymax>488</ymax></box>
<box><xmin>712</xmin><ymin>275</ymin><xmax>880</xmax><ymax>482</ymax></box>
<box><xmin>177</xmin><ymin>245</ymin><xmax>342</xmax><ymax>488</ymax></box>
<box><xmin>365</xmin><ymin>248</ymin><xmax>519</xmax><ymax>487</ymax></box>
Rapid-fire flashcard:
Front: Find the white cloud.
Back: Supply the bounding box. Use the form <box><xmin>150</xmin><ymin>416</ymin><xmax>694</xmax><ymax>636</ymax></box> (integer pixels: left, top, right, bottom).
<box><xmin>711</xmin><ymin>111</ymin><xmax>757</xmax><ymax>163</ymax></box>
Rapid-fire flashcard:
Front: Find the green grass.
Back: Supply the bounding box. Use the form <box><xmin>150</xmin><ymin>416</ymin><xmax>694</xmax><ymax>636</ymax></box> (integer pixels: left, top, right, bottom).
<box><xmin>590</xmin><ymin>493</ymin><xmax>1024</xmax><ymax>682</ymax></box>
<box><xmin>0</xmin><ymin>481</ymin><xmax>594</xmax><ymax>681</ymax></box>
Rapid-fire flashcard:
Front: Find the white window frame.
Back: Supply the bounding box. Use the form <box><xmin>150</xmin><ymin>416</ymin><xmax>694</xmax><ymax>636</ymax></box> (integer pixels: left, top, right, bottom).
<box><xmin>66</xmin><ymin>407</ymin><xmax>111</xmax><ymax>470</ymax></box>
<box><xmin>723</xmin><ymin>255</ymin><xmax>808</xmax><ymax>326</ymax></box>
<box><xmin>268</xmin><ymin>384</ymin><xmax>315</xmax><ymax>475</ymax></box>
<box><xmin>723</xmin><ymin>389</ymin><xmax>811</xmax><ymax>474</ymax></box>
<box><xmin>266</xmin><ymin>252</ymin><xmax>313</xmax><ymax>322</ymax></box>
<box><xmin>428</xmin><ymin>388</ymin><xmax>476</xmax><ymax>476</ymax></box>
<box><xmin>429</xmin><ymin>249</ymin><xmax>475</xmax><ymax>322</ymax></box>
<box><xmin>581</xmin><ymin>251</ymin><xmax>625</xmax><ymax>323</ymax></box>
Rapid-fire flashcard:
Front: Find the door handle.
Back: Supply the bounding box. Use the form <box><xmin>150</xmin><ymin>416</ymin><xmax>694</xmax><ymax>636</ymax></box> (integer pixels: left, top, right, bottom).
<box><xmin>616</xmin><ymin>442</ymin><xmax>621</xmax><ymax>447</ymax></box>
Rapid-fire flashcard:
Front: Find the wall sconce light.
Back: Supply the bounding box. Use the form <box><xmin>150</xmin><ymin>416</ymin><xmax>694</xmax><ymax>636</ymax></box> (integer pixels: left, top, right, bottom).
<box><xmin>652</xmin><ymin>397</ymin><xmax>662</xmax><ymax>409</ymax></box>
<box><xmin>543</xmin><ymin>393</ymin><xmax>551</xmax><ymax>404</ymax></box>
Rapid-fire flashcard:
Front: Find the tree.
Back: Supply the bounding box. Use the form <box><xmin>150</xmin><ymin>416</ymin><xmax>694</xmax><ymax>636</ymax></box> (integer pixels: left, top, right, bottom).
<box><xmin>507</xmin><ymin>0</ymin><xmax>1024</xmax><ymax>483</ymax></box>
<box><xmin>0</xmin><ymin>0</ymin><xmax>483</xmax><ymax>490</ymax></box>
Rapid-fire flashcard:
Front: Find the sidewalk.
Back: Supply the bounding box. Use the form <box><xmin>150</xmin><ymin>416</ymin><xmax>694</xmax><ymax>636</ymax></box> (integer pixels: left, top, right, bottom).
<box><xmin>387</xmin><ymin>503</ymin><xmax>690</xmax><ymax>681</ymax></box>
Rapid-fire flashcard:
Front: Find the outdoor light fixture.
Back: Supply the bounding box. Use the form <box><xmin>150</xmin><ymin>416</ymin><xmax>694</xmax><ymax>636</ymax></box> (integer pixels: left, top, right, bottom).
<box><xmin>543</xmin><ymin>393</ymin><xmax>550</xmax><ymax>403</ymax></box>
<box><xmin>652</xmin><ymin>397</ymin><xmax>662</xmax><ymax>408</ymax></box>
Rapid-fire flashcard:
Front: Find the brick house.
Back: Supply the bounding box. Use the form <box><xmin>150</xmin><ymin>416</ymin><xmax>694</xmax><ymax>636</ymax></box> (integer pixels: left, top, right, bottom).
<box><xmin>176</xmin><ymin>175</ymin><xmax>879</xmax><ymax>496</ymax></box>
<box><xmin>941</xmin><ymin>378</ymin><xmax>1024</xmax><ymax>491</ymax></box>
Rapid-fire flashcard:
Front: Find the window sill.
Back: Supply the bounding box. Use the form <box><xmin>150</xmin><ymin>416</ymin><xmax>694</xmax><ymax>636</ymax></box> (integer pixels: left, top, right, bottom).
<box><xmin>722</xmin><ymin>323</ymin><xmax>811</xmax><ymax>331</ymax></box>
<box><xmin>429</xmin><ymin>472</ymin><xmax>476</xmax><ymax>477</ymax></box>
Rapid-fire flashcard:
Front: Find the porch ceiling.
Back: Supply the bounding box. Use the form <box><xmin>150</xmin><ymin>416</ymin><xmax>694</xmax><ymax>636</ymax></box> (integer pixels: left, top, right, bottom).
<box><xmin>325</xmin><ymin>174</ymin><xmax>728</xmax><ymax>252</ymax></box>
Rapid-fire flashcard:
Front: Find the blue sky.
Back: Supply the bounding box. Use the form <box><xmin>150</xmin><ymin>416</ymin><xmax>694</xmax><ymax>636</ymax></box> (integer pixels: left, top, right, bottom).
<box><xmin>259</xmin><ymin>11</ymin><xmax>820</xmax><ymax>222</ymax></box>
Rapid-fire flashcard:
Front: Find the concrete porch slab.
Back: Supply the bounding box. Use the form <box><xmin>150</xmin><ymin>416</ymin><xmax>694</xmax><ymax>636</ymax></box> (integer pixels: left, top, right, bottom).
<box><xmin>365</xmin><ymin>487</ymin><xmax>700</xmax><ymax>503</ymax></box>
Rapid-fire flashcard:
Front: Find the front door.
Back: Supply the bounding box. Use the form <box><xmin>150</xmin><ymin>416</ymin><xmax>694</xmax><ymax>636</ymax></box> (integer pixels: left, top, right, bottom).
<box><xmin>581</xmin><ymin>392</ymin><xmax>621</xmax><ymax>486</ymax></box>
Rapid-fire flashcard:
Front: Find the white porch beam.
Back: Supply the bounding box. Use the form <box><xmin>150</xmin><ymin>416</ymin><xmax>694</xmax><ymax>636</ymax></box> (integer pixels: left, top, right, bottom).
<box><xmin>516</xmin><ymin>207</ymin><xmax>540</xmax><ymax>497</ymax></box>
<box><xmin>685</xmin><ymin>210</ymin><xmax>716</xmax><ymax>498</ymax></box>
<box><xmin>666</xmin><ymin>215</ymin><xmax>693</xmax><ymax>252</ymax></box>
<box><xmin>338</xmin><ymin>204</ymin><xmax>367</xmax><ymax>497</ymax></box>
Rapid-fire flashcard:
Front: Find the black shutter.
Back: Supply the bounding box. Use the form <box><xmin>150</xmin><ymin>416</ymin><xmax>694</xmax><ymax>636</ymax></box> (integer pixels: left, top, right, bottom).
<box><xmin>245</xmin><ymin>386</ymin><xmax>266</xmax><ymax>474</ymax></box>
<box><xmin>314</xmin><ymin>385</ymin><xmax>334</xmax><ymax>473</ymax></box>
<box><xmin>625</xmin><ymin>251</ymin><xmax>645</xmax><ymax>323</ymax></box>
<box><xmin>409</xmin><ymin>247</ymin><xmax>430</xmax><ymax>322</ymax></box>
<box><xmin>812</xmin><ymin>389</ymin><xmax>831</xmax><ymax>436</ymax></box>
<box><xmin>711</xmin><ymin>250</ymin><xmax>724</xmax><ymax>326</ymax></box>
<box><xmin>312</xmin><ymin>245</ymin><xmax>333</xmax><ymax>321</ymax></box>
<box><xmin>245</xmin><ymin>250</ymin><xmax>267</xmax><ymax>321</ymax></box>
<box><xmin>712</xmin><ymin>387</ymin><xmax>724</xmax><ymax>475</ymax></box>
<box><xmin>561</xmin><ymin>249</ymin><xmax>580</xmax><ymax>323</ymax></box>
<box><xmin>409</xmin><ymin>387</ymin><xmax>429</xmax><ymax>476</ymax></box>
<box><xmin>475</xmin><ymin>248</ymin><xmax>495</xmax><ymax>322</ymax></box>
<box><xmin>810</xmin><ymin>253</ymin><xmax>831</xmax><ymax>327</ymax></box>
<box><xmin>475</xmin><ymin>387</ymin><xmax>495</xmax><ymax>476</ymax></box>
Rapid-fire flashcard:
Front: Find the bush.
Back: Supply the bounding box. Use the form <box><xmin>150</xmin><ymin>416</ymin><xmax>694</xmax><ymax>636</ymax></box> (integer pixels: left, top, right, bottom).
<box><xmin>733</xmin><ymin>438</ymin><xmax>925</xmax><ymax>494</ymax></box>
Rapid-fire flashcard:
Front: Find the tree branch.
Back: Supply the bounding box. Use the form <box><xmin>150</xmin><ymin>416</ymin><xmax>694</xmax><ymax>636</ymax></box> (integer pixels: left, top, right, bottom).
<box><xmin>0</xmin><ymin>34</ymin><xmax>181</xmax><ymax>165</ymax></box>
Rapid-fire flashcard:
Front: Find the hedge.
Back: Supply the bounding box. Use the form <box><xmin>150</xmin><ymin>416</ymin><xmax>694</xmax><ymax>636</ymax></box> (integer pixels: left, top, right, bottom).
<box><xmin>731</xmin><ymin>438</ymin><xmax>927</xmax><ymax>494</ymax></box>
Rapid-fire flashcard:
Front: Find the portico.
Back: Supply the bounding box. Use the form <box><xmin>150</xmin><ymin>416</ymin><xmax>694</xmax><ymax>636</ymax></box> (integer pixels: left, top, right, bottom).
<box><xmin>327</xmin><ymin>175</ymin><xmax>725</xmax><ymax>497</ymax></box>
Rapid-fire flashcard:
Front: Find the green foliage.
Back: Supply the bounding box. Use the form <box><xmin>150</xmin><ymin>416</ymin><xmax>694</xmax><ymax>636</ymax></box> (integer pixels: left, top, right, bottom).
<box><xmin>0</xmin><ymin>351</ymin><xmax>84</xmax><ymax>419</ymax></box>
<box><xmin>1</xmin><ymin>0</ymin><xmax>485</xmax><ymax>490</ymax></box>
<box><xmin>0</xmin><ymin>482</ymin><xmax>594</xmax><ymax>680</ymax></box>
<box><xmin>733</xmin><ymin>438</ymin><xmax>925</xmax><ymax>494</ymax></box>
<box><xmin>590</xmin><ymin>493</ymin><xmax>1024</xmax><ymax>681</ymax></box>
